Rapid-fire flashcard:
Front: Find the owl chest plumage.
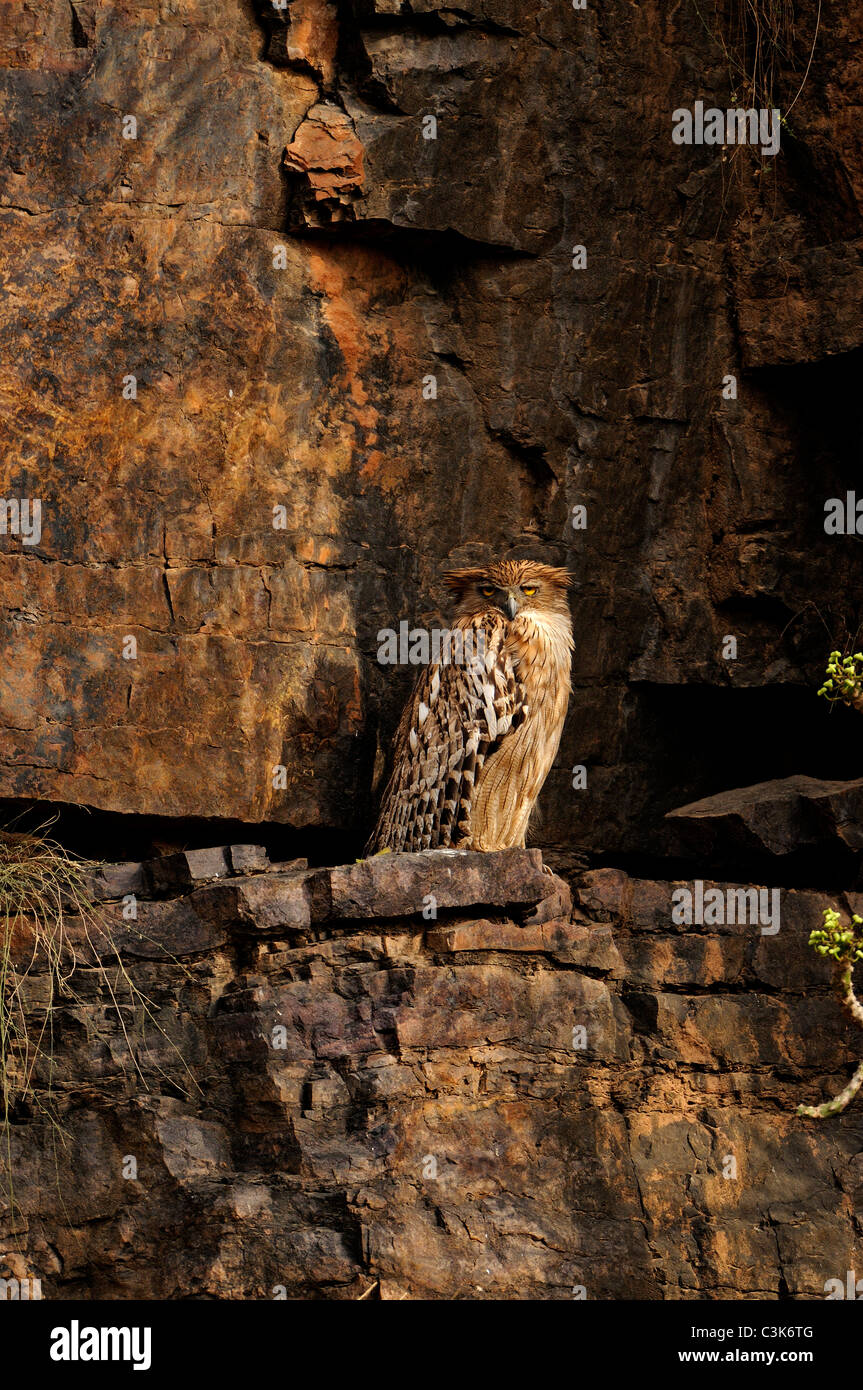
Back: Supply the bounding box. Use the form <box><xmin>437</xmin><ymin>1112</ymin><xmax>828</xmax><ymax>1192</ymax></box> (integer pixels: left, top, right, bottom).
<box><xmin>468</xmin><ymin>613</ymin><xmax>572</xmax><ymax>850</ymax></box>
<box><xmin>368</xmin><ymin>598</ymin><xmax>573</xmax><ymax>856</ymax></box>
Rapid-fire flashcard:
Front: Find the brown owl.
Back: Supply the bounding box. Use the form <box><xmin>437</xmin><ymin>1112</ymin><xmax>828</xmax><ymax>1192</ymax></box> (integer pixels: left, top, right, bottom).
<box><xmin>367</xmin><ymin>559</ymin><xmax>573</xmax><ymax>854</ymax></box>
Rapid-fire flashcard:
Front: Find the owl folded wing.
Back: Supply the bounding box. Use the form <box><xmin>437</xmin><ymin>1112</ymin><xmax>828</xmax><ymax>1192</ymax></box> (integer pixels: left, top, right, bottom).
<box><xmin>367</xmin><ymin>616</ymin><xmax>528</xmax><ymax>853</ymax></box>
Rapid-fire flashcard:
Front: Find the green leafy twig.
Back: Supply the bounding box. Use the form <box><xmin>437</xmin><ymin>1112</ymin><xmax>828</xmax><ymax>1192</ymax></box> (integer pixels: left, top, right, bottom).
<box><xmin>817</xmin><ymin>650</ymin><xmax>863</xmax><ymax>712</ymax></box>
<box><xmin>798</xmin><ymin>908</ymin><xmax>863</xmax><ymax>1119</ymax></box>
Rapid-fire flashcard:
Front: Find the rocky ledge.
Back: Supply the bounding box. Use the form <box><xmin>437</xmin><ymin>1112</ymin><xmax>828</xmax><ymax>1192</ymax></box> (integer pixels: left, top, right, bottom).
<box><xmin>1</xmin><ymin>847</ymin><xmax>861</xmax><ymax>1299</ymax></box>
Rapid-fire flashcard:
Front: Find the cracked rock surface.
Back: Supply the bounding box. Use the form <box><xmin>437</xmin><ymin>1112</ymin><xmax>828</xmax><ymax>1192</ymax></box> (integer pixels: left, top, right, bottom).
<box><xmin>1</xmin><ymin>848</ymin><xmax>860</xmax><ymax>1299</ymax></box>
<box><xmin>1</xmin><ymin>1</ymin><xmax>862</xmax><ymax>853</ymax></box>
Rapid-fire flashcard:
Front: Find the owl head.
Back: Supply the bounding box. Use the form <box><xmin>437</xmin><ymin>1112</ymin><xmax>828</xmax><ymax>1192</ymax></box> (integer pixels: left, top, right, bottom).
<box><xmin>442</xmin><ymin>559</ymin><xmax>572</xmax><ymax>621</ymax></box>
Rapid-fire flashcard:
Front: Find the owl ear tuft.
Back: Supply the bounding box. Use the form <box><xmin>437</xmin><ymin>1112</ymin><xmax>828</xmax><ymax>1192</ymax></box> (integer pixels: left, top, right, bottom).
<box><xmin>544</xmin><ymin>566</ymin><xmax>573</xmax><ymax>591</ymax></box>
<box><xmin>441</xmin><ymin>568</ymin><xmax>487</xmax><ymax>598</ymax></box>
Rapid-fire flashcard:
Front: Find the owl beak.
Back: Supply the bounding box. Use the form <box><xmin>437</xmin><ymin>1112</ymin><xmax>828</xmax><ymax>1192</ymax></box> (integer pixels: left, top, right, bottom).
<box><xmin>505</xmin><ymin>593</ymin><xmax>519</xmax><ymax>620</ymax></box>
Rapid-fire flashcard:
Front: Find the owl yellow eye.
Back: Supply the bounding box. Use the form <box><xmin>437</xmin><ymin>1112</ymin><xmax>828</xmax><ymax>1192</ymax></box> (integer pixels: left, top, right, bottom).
<box><xmin>522</xmin><ymin>586</ymin><xmax>537</xmax><ymax>596</ymax></box>
<box><xmin>481</xmin><ymin>586</ymin><xmax>495</xmax><ymax>597</ymax></box>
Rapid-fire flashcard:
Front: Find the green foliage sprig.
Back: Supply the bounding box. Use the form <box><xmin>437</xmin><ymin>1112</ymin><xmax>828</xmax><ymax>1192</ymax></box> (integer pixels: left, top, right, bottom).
<box><xmin>798</xmin><ymin>907</ymin><xmax>863</xmax><ymax>1120</ymax></box>
<box><xmin>808</xmin><ymin>907</ymin><xmax>863</xmax><ymax>964</ymax></box>
<box><xmin>817</xmin><ymin>650</ymin><xmax>863</xmax><ymax>708</ymax></box>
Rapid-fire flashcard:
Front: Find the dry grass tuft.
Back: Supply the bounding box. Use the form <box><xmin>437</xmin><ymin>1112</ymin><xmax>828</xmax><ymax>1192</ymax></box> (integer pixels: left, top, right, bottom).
<box><xmin>0</xmin><ymin>821</ymin><xmax>197</xmax><ymax>1225</ymax></box>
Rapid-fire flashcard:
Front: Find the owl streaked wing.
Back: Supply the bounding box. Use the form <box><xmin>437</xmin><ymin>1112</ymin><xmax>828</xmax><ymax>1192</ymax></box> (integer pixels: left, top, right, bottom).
<box><xmin>367</xmin><ymin>613</ymin><xmax>528</xmax><ymax>853</ymax></box>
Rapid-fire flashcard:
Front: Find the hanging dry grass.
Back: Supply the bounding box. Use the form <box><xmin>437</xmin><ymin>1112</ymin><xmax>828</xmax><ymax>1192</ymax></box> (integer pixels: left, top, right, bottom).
<box><xmin>692</xmin><ymin>0</ymin><xmax>821</xmax><ymax>122</ymax></box>
<box><xmin>0</xmin><ymin>822</ymin><xmax>198</xmax><ymax>1223</ymax></box>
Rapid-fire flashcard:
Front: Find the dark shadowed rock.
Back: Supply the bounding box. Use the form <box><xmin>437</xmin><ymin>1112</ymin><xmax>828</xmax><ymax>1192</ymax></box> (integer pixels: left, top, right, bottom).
<box><xmin>666</xmin><ymin>776</ymin><xmax>863</xmax><ymax>860</ymax></box>
<box><xmin>522</xmin><ymin>872</ymin><xmax>572</xmax><ymax>925</ymax></box>
<box><xmin>9</xmin><ymin>895</ymin><xmax>228</xmax><ymax>969</ymax></box>
<box><xmin>82</xmin><ymin>861</ymin><xmax>145</xmax><ymax>901</ymax></box>
<box><xmin>306</xmin><ymin>848</ymin><xmax>549</xmax><ymax>921</ymax></box>
<box><xmin>426</xmin><ymin>915</ymin><xmax>623</xmax><ymax>971</ymax></box>
<box><xmin>113</xmin><ymin>897</ymin><xmax>229</xmax><ymax>959</ymax></box>
<box><xmin>228</xmin><ymin>844</ymin><xmax>271</xmax><ymax>874</ymax></box>
<box><xmin>4</xmin><ymin>851</ymin><xmax>861</xmax><ymax>1299</ymax></box>
<box><xmin>146</xmin><ymin>847</ymin><xmax>233</xmax><ymax>896</ymax></box>
<box><xmin>193</xmin><ymin>870</ymin><xmax>313</xmax><ymax>932</ymax></box>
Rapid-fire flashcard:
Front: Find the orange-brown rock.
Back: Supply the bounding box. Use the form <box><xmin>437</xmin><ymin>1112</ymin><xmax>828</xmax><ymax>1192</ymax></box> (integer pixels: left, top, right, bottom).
<box><xmin>283</xmin><ymin>105</ymin><xmax>365</xmax><ymax>214</ymax></box>
<box><xmin>2</xmin><ymin>0</ymin><xmax>862</xmax><ymax>857</ymax></box>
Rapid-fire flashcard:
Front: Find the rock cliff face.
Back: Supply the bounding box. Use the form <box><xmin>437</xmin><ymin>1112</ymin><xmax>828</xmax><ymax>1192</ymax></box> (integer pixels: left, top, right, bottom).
<box><xmin>2</xmin><ymin>0</ymin><xmax>862</xmax><ymax>852</ymax></box>
<box><xmin>2</xmin><ymin>848</ymin><xmax>861</xmax><ymax>1299</ymax></box>
<box><xmin>2</xmin><ymin>1</ymin><xmax>863</xmax><ymax>1302</ymax></box>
